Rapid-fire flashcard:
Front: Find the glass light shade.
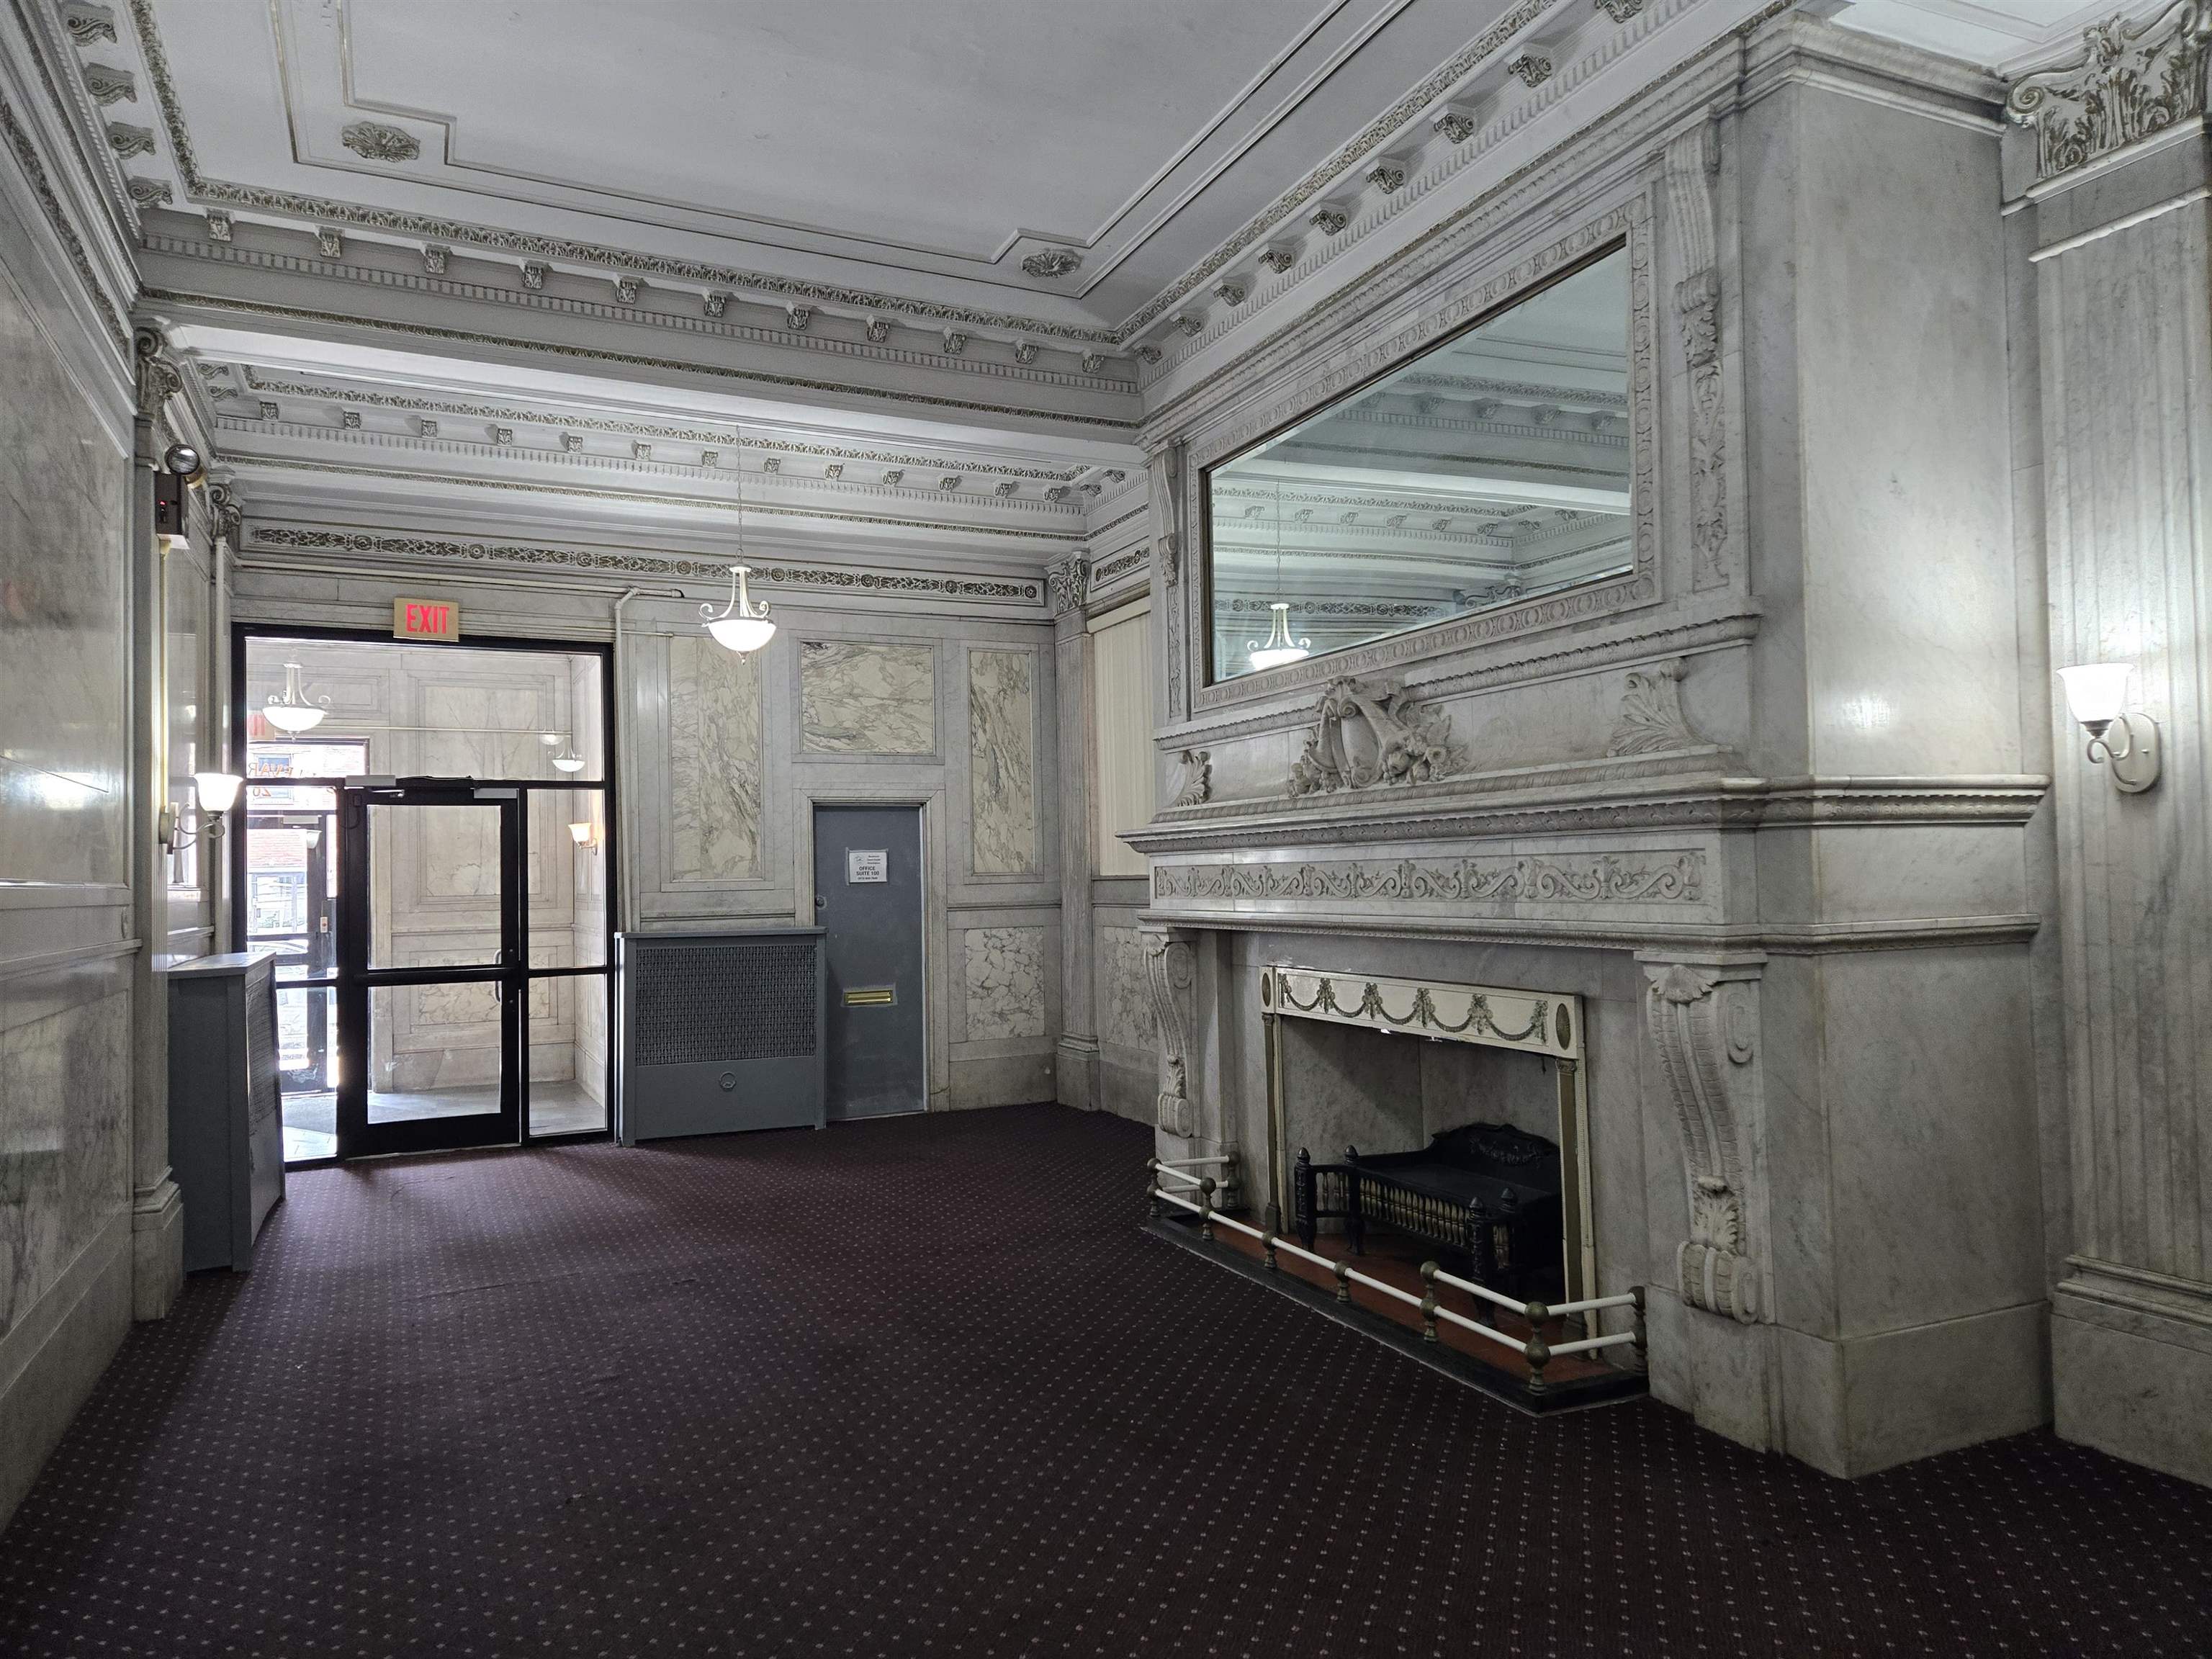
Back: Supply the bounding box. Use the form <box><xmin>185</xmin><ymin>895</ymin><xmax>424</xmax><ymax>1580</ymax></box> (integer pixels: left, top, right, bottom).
<box><xmin>1246</xmin><ymin>601</ymin><xmax>1311</xmax><ymax>671</ymax></box>
<box><xmin>706</xmin><ymin>613</ymin><xmax>777</xmax><ymax>653</ymax></box>
<box><xmin>551</xmin><ymin>749</ymin><xmax>587</xmax><ymax>775</ymax></box>
<box><xmin>567</xmin><ymin>822</ymin><xmax>594</xmax><ymax>846</ymax></box>
<box><xmin>2059</xmin><ymin>663</ymin><xmax>2132</xmax><ymax>730</ymax></box>
<box><xmin>192</xmin><ymin>771</ymin><xmax>243</xmax><ymax>814</ymax></box>
<box><xmin>264</xmin><ymin>662</ymin><xmax>328</xmax><ymax>732</ymax></box>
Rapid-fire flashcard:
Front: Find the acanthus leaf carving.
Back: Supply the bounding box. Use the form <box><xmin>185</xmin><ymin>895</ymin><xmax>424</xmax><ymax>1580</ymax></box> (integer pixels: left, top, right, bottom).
<box><xmin>1286</xmin><ymin>677</ymin><xmax>1457</xmax><ymax>796</ymax></box>
<box><xmin>1664</xmin><ymin>124</ymin><xmax>1729</xmax><ymax>590</ymax></box>
<box><xmin>340</xmin><ymin>121</ymin><xmax>420</xmax><ymax>163</ymax></box>
<box><xmin>1153</xmin><ymin>852</ymin><xmax>1706</xmax><ymax>907</ymax></box>
<box><xmin>1643</xmin><ymin>959</ymin><xmax>1761</xmax><ymax>1324</ymax></box>
<box><xmin>2005</xmin><ymin>1</ymin><xmax>2210</xmax><ymax>181</ymax></box>
<box><xmin>1045</xmin><ymin>554</ymin><xmax>1088</xmax><ymax>616</ymax></box>
<box><xmin>1606</xmin><ymin>657</ymin><xmax>1704</xmax><ymax>756</ymax></box>
<box><xmin>1172</xmin><ymin>750</ymin><xmax>1211</xmax><ymax>807</ymax></box>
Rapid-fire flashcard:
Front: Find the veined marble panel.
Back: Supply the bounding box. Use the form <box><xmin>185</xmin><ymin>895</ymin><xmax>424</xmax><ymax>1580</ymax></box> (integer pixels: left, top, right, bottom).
<box><xmin>968</xmin><ymin>649</ymin><xmax>1038</xmax><ymax>874</ymax></box>
<box><xmin>0</xmin><ymin>266</ymin><xmax>128</xmax><ymax>887</ymax></box>
<box><xmin>0</xmin><ymin>991</ymin><xmax>128</xmax><ymax>1342</ymax></box>
<box><xmin>963</xmin><ymin>927</ymin><xmax>1046</xmax><ymax>1040</ymax></box>
<box><xmin>667</xmin><ymin>634</ymin><xmax>763</xmax><ymax>882</ymax></box>
<box><xmin>1097</xmin><ymin>926</ymin><xmax>1153</xmax><ymax>1051</ymax></box>
<box><xmin>800</xmin><ymin>641</ymin><xmax>935</xmax><ymax>756</ymax></box>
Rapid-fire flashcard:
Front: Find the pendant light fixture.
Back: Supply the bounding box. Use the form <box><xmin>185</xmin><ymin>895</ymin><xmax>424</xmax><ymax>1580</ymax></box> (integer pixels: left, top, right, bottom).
<box><xmin>263</xmin><ymin>662</ymin><xmax>330</xmax><ymax>732</ymax></box>
<box><xmin>701</xmin><ymin>431</ymin><xmax>777</xmax><ymax>655</ymax></box>
<box><xmin>1245</xmin><ymin>479</ymin><xmax>1310</xmax><ymax>672</ymax></box>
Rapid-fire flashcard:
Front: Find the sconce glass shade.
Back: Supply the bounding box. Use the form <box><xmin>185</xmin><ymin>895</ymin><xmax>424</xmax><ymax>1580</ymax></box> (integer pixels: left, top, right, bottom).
<box><xmin>263</xmin><ymin>662</ymin><xmax>329</xmax><ymax>732</ymax></box>
<box><xmin>1246</xmin><ymin>601</ymin><xmax>1311</xmax><ymax>672</ymax></box>
<box><xmin>192</xmin><ymin>771</ymin><xmax>243</xmax><ymax>814</ymax></box>
<box><xmin>702</xmin><ymin>564</ymin><xmax>776</xmax><ymax>655</ymax></box>
<box><xmin>550</xmin><ymin>745</ymin><xmax>587</xmax><ymax>775</ymax></box>
<box><xmin>567</xmin><ymin>822</ymin><xmax>594</xmax><ymax>846</ymax></box>
<box><xmin>2058</xmin><ymin>663</ymin><xmax>2132</xmax><ymax>733</ymax></box>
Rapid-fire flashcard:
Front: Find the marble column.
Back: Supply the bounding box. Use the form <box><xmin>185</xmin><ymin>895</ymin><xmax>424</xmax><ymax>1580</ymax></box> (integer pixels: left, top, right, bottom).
<box><xmin>2010</xmin><ymin>6</ymin><xmax>2212</xmax><ymax>1485</ymax></box>
<box><xmin>127</xmin><ymin>330</ymin><xmax>182</xmax><ymax>1322</ymax></box>
<box><xmin>1050</xmin><ymin>557</ymin><xmax>1098</xmax><ymax>1109</ymax></box>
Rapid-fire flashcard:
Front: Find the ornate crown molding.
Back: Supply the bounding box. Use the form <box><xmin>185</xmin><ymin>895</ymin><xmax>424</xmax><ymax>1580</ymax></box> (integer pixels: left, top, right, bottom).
<box><xmin>242</xmin><ymin>524</ymin><xmax>1046</xmax><ymax>604</ymax></box>
<box><xmin>0</xmin><ymin>87</ymin><xmax>129</xmax><ymax>354</ymax></box>
<box><xmin>2006</xmin><ymin>1</ymin><xmax>2209</xmax><ymax>182</ymax></box>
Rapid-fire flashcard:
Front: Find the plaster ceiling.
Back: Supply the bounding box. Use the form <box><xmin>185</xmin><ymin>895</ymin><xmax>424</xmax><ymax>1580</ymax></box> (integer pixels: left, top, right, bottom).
<box><xmin>138</xmin><ymin>0</ymin><xmax>1510</xmax><ymax>331</ymax></box>
<box><xmin>1830</xmin><ymin>0</ymin><xmax>2118</xmax><ymax>71</ymax></box>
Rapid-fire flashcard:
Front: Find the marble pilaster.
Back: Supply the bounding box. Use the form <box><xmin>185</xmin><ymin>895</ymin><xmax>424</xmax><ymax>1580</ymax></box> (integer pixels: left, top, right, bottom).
<box><xmin>1053</xmin><ymin>602</ymin><xmax>1097</xmax><ymax>1108</ymax></box>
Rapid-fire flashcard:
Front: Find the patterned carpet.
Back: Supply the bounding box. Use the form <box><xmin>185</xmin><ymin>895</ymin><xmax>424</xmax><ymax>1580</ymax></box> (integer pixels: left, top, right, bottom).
<box><xmin>0</xmin><ymin>1102</ymin><xmax>2206</xmax><ymax>1657</ymax></box>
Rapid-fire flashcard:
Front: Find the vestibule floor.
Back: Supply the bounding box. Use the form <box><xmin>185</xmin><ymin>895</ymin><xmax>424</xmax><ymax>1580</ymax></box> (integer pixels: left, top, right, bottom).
<box><xmin>0</xmin><ymin>1103</ymin><xmax>2205</xmax><ymax>1657</ymax></box>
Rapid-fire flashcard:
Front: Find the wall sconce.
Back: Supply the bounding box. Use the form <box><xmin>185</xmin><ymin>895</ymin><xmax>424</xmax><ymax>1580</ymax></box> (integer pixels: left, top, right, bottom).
<box><xmin>160</xmin><ymin>770</ymin><xmax>246</xmax><ymax>850</ymax></box>
<box><xmin>2059</xmin><ymin>664</ymin><xmax>2161</xmax><ymax>793</ymax></box>
<box><xmin>567</xmin><ymin>821</ymin><xmax>597</xmax><ymax>848</ymax></box>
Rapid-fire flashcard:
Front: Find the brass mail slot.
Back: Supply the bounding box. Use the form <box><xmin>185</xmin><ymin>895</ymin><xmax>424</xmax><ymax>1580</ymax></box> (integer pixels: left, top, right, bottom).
<box><xmin>844</xmin><ymin>986</ymin><xmax>896</xmax><ymax>1007</ymax></box>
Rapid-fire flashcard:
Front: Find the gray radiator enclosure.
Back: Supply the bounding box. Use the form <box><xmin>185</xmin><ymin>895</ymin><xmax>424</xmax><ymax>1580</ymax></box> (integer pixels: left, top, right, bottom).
<box><xmin>615</xmin><ymin>928</ymin><xmax>827</xmax><ymax>1143</ymax></box>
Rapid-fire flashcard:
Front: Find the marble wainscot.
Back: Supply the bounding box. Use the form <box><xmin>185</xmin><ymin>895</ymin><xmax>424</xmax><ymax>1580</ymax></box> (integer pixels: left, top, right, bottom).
<box><xmin>1122</xmin><ymin>17</ymin><xmax>2051</xmax><ymax>1478</ymax></box>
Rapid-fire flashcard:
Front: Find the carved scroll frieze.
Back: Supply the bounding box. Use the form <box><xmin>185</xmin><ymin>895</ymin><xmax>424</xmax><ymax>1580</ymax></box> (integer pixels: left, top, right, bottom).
<box><xmin>2005</xmin><ymin>1</ymin><xmax>2209</xmax><ymax>182</ymax></box>
<box><xmin>1644</xmin><ymin>958</ymin><xmax>1762</xmax><ymax>1323</ymax></box>
<box><xmin>1142</xmin><ymin>925</ymin><xmax>1198</xmax><ymax>1138</ymax></box>
<box><xmin>1607</xmin><ymin>657</ymin><xmax>1704</xmax><ymax>755</ymax></box>
<box><xmin>1154</xmin><ymin>851</ymin><xmax>1707</xmax><ymax>907</ymax></box>
<box><xmin>1287</xmin><ymin>677</ymin><xmax>1457</xmax><ymax>796</ymax></box>
<box><xmin>1663</xmin><ymin>123</ymin><xmax>1730</xmax><ymax>591</ymax></box>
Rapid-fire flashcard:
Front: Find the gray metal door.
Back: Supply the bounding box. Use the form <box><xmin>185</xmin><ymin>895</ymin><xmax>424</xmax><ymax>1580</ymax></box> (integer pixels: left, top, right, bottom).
<box><xmin>812</xmin><ymin>804</ymin><xmax>925</xmax><ymax>1118</ymax></box>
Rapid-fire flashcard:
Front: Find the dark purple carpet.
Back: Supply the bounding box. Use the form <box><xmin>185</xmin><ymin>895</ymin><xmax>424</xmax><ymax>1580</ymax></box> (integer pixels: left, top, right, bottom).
<box><xmin>0</xmin><ymin>1103</ymin><xmax>2206</xmax><ymax>1657</ymax></box>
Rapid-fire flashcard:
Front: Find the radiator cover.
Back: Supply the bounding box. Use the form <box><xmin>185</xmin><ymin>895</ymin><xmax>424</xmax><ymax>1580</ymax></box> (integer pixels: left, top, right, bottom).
<box><xmin>616</xmin><ymin>928</ymin><xmax>827</xmax><ymax>1143</ymax></box>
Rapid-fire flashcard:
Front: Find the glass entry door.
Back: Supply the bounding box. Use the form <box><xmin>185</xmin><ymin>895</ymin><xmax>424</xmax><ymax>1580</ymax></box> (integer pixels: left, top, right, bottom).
<box><xmin>336</xmin><ymin>784</ymin><xmax>522</xmax><ymax>1156</ymax></box>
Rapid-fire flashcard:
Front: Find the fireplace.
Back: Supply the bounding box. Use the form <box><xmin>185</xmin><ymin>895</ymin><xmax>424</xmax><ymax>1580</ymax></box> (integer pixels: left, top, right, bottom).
<box><xmin>1259</xmin><ymin>965</ymin><xmax>1599</xmax><ymax>1313</ymax></box>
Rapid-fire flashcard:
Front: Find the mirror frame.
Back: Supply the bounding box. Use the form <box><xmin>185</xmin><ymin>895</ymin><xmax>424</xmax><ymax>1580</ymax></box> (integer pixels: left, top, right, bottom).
<box><xmin>1187</xmin><ymin>199</ymin><xmax>1658</xmax><ymax>709</ymax></box>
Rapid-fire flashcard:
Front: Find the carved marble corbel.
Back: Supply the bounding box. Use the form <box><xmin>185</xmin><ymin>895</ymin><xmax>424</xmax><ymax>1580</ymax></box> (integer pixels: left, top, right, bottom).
<box><xmin>1662</xmin><ymin>121</ymin><xmax>1730</xmax><ymax>590</ymax></box>
<box><xmin>1643</xmin><ymin>956</ymin><xmax>1763</xmax><ymax>1323</ymax></box>
<box><xmin>1046</xmin><ymin>554</ymin><xmax>1089</xmax><ymax>616</ymax></box>
<box><xmin>132</xmin><ymin>326</ymin><xmax>181</xmax><ymax>422</ymax></box>
<box><xmin>205</xmin><ymin>479</ymin><xmax>242</xmax><ymax>548</ymax></box>
<box><xmin>1146</xmin><ymin>446</ymin><xmax>1186</xmax><ymax>719</ymax></box>
<box><xmin>1141</xmin><ymin>924</ymin><xmax>1198</xmax><ymax>1139</ymax></box>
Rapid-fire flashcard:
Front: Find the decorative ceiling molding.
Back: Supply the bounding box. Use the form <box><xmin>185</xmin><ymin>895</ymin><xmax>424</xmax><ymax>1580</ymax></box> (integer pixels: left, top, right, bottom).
<box><xmin>140</xmin><ymin>285</ymin><xmax>1141</xmax><ymax>431</ymax></box>
<box><xmin>230</xmin><ymin>370</ymin><xmax>1089</xmax><ymax>480</ymax></box>
<box><xmin>221</xmin><ymin>451</ymin><xmax>1089</xmax><ymax>542</ymax></box>
<box><xmin>122</xmin><ymin>0</ymin><xmax>1127</xmax><ymax>344</ymax></box>
<box><xmin>0</xmin><ymin>86</ymin><xmax>129</xmax><ymax>353</ymax></box>
<box><xmin>240</xmin><ymin>523</ymin><xmax>1048</xmax><ymax>605</ymax></box>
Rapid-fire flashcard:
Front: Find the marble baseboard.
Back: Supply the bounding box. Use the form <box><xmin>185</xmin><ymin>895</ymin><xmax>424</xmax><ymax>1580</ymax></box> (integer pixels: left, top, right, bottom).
<box><xmin>1775</xmin><ymin>1302</ymin><xmax>2050</xmax><ymax>1478</ymax></box>
<box><xmin>131</xmin><ymin>1181</ymin><xmax>182</xmax><ymax>1322</ymax></box>
<box><xmin>0</xmin><ymin>1209</ymin><xmax>130</xmax><ymax>1534</ymax></box>
<box><xmin>2054</xmin><ymin>1287</ymin><xmax>2212</xmax><ymax>1488</ymax></box>
<box><xmin>1644</xmin><ymin>1294</ymin><xmax>1778</xmax><ymax>1453</ymax></box>
<box><xmin>1097</xmin><ymin>1054</ymin><xmax>1154</xmax><ymax>1127</ymax></box>
<box><xmin>1055</xmin><ymin>1037</ymin><xmax>1097</xmax><ymax>1111</ymax></box>
<box><xmin>946</xmin><ymin>1051</ymin><xmax>1055</xmax><ymax>1112</ymax></box>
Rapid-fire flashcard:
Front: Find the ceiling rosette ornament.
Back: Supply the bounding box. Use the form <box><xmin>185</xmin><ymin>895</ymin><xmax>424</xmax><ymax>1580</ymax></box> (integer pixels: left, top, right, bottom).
<box><xmin>1020</xmin><ymin>247</ymin><xmax>1082</xmax><ymax>279</ymax></box>
<box><xmin>1286</xmin><ymin>677</ymin><xmax>1457</xmax><ymax>796</ymax></box>
<box><xmin>341</xmin><ymin>120</ymin><xmax>421</xmax><ymax>162</ymax></box>
<box><xmin>2005</xmin><ymin>1</ymin><xmax>2210</xmax><ymax>181</ymax></box>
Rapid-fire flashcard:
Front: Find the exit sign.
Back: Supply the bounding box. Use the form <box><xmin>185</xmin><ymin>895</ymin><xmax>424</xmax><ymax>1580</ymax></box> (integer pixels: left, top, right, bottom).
<box><xmin>394</xmin><ymin>598</ymin><xmax>460</xmax><ymax>641</ymax></box>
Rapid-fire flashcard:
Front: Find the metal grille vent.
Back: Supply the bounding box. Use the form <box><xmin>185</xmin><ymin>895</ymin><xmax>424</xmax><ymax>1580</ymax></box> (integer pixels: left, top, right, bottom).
<box><xmin>245</xmin><ymin>974</ymin><xmax>281</xmax><ymax>1131</ymax></box>
<box><xmin>632</xmin><ymin>940</ymin><xmax>819</xmax><ymax>1066</ymax></box>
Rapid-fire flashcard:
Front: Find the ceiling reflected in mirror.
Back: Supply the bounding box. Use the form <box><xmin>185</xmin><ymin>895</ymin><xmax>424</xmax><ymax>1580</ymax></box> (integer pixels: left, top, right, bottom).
<box><xmin>1205</xmin><ymin>247</ymin><xmax>1634</xmax><ymax>683</ymax></box>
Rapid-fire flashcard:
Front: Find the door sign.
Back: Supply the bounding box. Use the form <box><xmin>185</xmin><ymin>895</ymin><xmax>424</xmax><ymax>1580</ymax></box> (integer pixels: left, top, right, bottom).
<box><xmin>846</xmin><ymin>848</ymin><xmax>889</xmax><ymax>884</ymax></box>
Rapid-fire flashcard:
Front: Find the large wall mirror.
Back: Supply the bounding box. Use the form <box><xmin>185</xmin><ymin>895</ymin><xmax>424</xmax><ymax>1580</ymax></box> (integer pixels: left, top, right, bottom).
<box><xmin>1205</xmin><ymin>246</ymin><xmax>1633</xmax><ymax>683</ymax></box>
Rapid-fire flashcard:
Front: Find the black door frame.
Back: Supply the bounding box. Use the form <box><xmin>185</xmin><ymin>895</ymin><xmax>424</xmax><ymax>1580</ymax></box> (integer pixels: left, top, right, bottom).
<box><xmin>243</xmin><ymin>803</ymin><xmax>335</xmax><ymax>1093</ymax></box>
<box><xmin>230</xmin><ymin>623</ymin><xmax>619</xmax><ymax>1162</ymax></box>
<box><xmin>337</xmin><ymin>783</ymin><xmax>524</xmax><ymax>1158</ymax></box>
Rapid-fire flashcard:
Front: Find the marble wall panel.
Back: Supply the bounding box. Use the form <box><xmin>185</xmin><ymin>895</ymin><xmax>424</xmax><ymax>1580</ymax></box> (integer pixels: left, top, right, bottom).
<box><xmin>0</xmin><ymin>267</ymin><xmax>128</xmax><ymax>889</ymax></box>
<box><xmin>963</xmin><ymin>927</ymin><xmax>1047</xmax><ymax>1040</ymax></box>
<box><xmin>0</xmin><ymin>992</ymin><xmax>128</xmax><ymax>1343</ymax></box>
<box><xmin>800</xmin><ymin>640</ymin><xmax>935</xmax><ymax>755</ymax></box>
<box><xmin>1097</xmin><ymin>925</ymin><xmax>1153</xmax><ymax>1051</ymax></box>
<box><xmin>668</xmin><ymin>634</ymin><xmax>763</xmax><ymax>882</ymax></box>
<box><xmin>968</xmin><ymin>649</ymin><xmax>1038</xmax><ymax>874</ymax></box>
